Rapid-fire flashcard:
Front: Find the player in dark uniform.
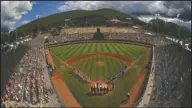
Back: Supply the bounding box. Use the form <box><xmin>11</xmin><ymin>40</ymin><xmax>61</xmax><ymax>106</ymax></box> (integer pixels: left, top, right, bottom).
<box><xmin>103</xmin><ymin>85</ymin><xmax>106</xmax><ymax>94</ymax></box>
<box><xmin>91</xmin><ymin>86</ymin><xmax>94</xmax><ymax>95</ymax></box>
<box><xmin>100</xmin><ymin>84</ymin><xmax>103</xmax><ymax>95</ymax></box>
<box><xmin>106</xmin><ymin>86</ymin><xmax>109</xmax><ymax>93</ymax></box>
<box><xmin>93</xmin><ymin>86</ymin><xmax>96</xmax><ymax>95</ymax></box>
<box><xmin>96</xmin><ymin>83</ymin><xmax>99</xmax><ymax>94</ymax></box>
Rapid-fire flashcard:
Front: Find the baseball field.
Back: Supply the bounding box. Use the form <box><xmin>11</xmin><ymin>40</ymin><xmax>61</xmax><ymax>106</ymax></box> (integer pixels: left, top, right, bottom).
<box><xmin>47</xmin><ymin>42</ymin><xmax>151</xmax><ymax>107</ymax></box>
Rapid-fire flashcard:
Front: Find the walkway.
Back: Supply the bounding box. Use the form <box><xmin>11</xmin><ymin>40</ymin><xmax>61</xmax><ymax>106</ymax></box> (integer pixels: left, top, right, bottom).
<box><xmin>137</xmin><ymin>46</ymin><xmax>155</xmax><ymax>107</ymax></box>
<box><xmin>42</xmin><ymin>46</ymin><xmax>61</xmax><ymax>107</ymax></box>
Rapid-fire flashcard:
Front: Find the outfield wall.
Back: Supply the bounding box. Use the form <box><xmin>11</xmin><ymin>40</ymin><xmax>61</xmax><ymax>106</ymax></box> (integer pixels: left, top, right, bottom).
<box><xmin>45</xmin><ymin>39</ymin><xmax>153</xmax><ymax>48</ymax></box>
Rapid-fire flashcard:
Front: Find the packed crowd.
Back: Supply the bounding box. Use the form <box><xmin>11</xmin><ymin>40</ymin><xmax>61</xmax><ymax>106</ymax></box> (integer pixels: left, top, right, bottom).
<box><xmin>106</xmin><ymin>33</ymin><xmax>173</xmax><ymax>46</ymax></box>
<box><xmin>61</xmin><ymin>27</ymin><xmax>136</xmax><ymax>34</ymax></box>
<box><xmin>47</xmin><ymin>32</ymin><xmax>173</xmax><ymax>47</ymax></box>
<box><xmin>148</xmin><ymin>44</ymin><xmax>191</xmax><ymax>107</ymax></box>
<box><xmin>1</xmin><ymin>37</ymin><xmax>61</xmax><ymax>107</ymax></box>
<box><xmin>48</xmin><ymin>33</ymin><xmax>93</xmax><ymax>44</ymax></box>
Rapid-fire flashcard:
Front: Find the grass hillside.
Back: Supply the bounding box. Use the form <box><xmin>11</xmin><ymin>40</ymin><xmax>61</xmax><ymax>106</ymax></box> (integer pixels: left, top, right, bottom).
<box><xmin>4</xmin><ymin>8</ymin><xmax>191</xmax><ymax>43</ymax></box>
<box><xmin>9</xmin><ymin>9</ymin><xmax>145</xmax><ymax>38</ymax></box>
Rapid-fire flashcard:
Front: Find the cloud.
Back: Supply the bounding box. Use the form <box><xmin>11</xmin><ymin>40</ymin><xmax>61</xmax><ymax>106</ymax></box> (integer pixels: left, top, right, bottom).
<box><xmin>32</xmin><ymin>1</ymin><xmax>36</xmax><ymax>5</ymax></box>
<box><xmin>57</xmin><ymin>1</ymin><xmax>191</xmax><ymax>20</ymax></box>
<box><xmin>138</xmin><ymin>15</ymin><xmax>191</xmax><ymax>30</ymax></box>
<box><xmin>21</xmin><ymin>20</ymin><xmax>30</xmax><ymax>25</ymax></box>
<box><xmin>1</xmin><ymin>1</ymin><xmax>33</xmax><ymax>31</ymax></box>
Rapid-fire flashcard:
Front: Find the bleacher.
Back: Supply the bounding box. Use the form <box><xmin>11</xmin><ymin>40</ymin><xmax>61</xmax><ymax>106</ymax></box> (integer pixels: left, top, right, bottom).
<box><xmin>148</xmin><ymin>44</ymin><xmax>191</xmax><ymax>107</ymax></box>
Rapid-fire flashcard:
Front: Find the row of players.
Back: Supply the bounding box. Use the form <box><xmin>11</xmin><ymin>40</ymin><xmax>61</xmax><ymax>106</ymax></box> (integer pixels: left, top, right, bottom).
<box><xmin>90</xmin><ymin>83</ymin><xmax>109</xmax><ymax>95</ymax></box>
<box><xmin>72</xmin><ymin>68</ymin><xmax>91</xmax><ymax>82</ymax></box>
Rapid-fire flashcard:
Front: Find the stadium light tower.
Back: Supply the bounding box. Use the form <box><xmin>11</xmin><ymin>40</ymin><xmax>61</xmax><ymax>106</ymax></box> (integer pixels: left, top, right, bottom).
<box><xmin>155</xmin><ymin>13</ymin><xmax>159</xmax><ymax>36</ymax></box>
<box><xmin>177</xmin><ymin>14</ymin><xmax>180</xmax><ymax>43</ymax></box>
<box><xmin>15</xmin><ymin>27</ymin><xmax>18</xmax><ymax>42</ymax></box>
<box><xmin>153</xmin><ymin>13</ymin><xmax>160</xmax><ymax>46</ymax></box>
<box><xmin>8</xmin><ymin>30</ymin><xmax>10</xmax><ymax>43</ymax></box>
<box><xmin>37</xmin><ymin>15</ymin><xmax>41</xmax><ymax>35</ymax></box>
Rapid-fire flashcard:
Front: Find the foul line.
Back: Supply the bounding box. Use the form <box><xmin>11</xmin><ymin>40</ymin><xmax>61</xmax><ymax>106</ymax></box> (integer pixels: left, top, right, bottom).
<box><xmin>125</xmin><ymin>53</ymin><xmax>146</xmax><ymax>72</ymax></box>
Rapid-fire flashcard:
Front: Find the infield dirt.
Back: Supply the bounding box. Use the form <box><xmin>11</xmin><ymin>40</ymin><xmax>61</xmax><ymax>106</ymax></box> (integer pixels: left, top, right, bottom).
<box><xmin>52</xmin><ymin>69</ymin><xmax>81</xmax><ymax>107</ymax></box>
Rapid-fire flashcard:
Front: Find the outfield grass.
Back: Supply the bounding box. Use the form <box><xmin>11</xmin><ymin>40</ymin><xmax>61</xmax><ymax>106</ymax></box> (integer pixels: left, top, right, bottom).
<box><xmin>49</xmin><ymin>43</ymin><xmax>149</xmax><ymax>107</ymax></box>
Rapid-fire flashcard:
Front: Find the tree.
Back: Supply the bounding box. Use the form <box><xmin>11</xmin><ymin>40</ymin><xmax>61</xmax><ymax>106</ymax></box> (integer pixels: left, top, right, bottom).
<box><xmin>32</xmin><ymin>24</ymin><xmax>38</xmax><ymax>34</ymax></box>
<box><xmin>40</xmin><ymin>24</ymin><xmax>48</xmax><ymax>32</ymax></box>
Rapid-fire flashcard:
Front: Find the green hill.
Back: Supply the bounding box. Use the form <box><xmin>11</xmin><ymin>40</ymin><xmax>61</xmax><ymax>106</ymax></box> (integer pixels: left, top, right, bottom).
<box><xmin>12</xmin><ymin>8</ymin><xmax>145</xmax><ymax>35</ymax></box>
<box><xmin>4</xmin><ymin>8</ymin><xmax>191</xmax><ymax>43</ymax></box>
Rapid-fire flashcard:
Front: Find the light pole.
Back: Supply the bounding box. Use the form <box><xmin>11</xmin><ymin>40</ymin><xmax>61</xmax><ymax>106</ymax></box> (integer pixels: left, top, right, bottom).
<box><xmin>36</xmin><ymin>15</ymin><xmax>40</xmax><ymax>36</ymax></box>
<box><xmin>156</xmin><ymin>13</ymin><xmax>161</xmax><ymax>46</ymax></box>
<box><xmin>177</xmin><ymin>14</ymin><xmax>180</xmax><ymax>44</ymax></box>
<box><xmin>155</xmin><ymin>14</ymin><xmax>159</xmax><ymax>36</ymax></box>
<box><xmin>8</xmin><ymin>31</ymin><xmax>10</xmax><ymax>44</ymax></box>
<box><xmin>15</xmin><ymin>28</ymin><xmax>18</xmax><ymax>42</ymax></box>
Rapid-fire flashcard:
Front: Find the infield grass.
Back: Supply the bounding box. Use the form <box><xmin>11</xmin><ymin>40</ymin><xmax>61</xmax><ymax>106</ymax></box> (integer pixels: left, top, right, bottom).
<box><xmin>49</xmin><ymin>43</ymin><xmax>149</xmax><ymax>107</ymax></box>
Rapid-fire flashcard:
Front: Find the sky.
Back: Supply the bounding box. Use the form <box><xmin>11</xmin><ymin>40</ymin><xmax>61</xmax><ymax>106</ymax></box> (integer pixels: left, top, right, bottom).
<box><xmin>1</xmin><ymin>1</ymin><xmax>191</xmax><ymax>32</ymax></box>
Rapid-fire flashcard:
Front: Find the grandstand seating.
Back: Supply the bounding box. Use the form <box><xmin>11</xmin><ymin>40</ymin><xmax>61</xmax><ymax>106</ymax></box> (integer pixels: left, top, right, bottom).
<box><xmin>148</xmin><ymin>44</ymin><xmax>191</xmax><ymax>107</ymax></box>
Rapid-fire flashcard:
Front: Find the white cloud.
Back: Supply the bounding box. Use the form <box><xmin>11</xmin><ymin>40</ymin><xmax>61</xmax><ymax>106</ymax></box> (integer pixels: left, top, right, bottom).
<box><xmin>32</xmin><ymin>1</ymin><xmax>36</xmax><ymax>5</ymax></box>
<box><xmin>1</xmin><ymin>1</ymin><xmax>33</xmax><ymax>31</ymax></box>
<box><xmin>148</xmin><ymin>1</ymin><xmax>168</xmax><ymax>13</ymax></box>
<box><xmin>21</xmin><ymin>20</ymin><xmax>30</xmax><ymax>25</ymax></box>
<box><xmin>57</xmin><ymin>1</ymin><xmax>191</xmax><ymax>17</ymax></box>
<box><xmin>57</xmin><ymin>1</ymin><xmax>191</xmax><ymax>30</ymax></box>
<box><xmin>57</xmin><ymin>1</ymin><xmax>168</xmax><ymax>13</ymax></box>
<box><xmin>138</xmin><ymin>15</ymin><xmax>191</xmax><ymax>30</ymax></box>
<box><xmin>57</xmin><ymin>1</ymin><xmax>153</xmax><ymax>12</ymax></box>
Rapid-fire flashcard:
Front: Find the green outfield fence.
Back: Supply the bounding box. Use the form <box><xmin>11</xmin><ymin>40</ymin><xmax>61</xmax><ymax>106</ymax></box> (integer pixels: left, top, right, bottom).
<box><xmin>45</xmin><ymin>39</ymin><xmax>153</xmax><ymax>48</ymax></box>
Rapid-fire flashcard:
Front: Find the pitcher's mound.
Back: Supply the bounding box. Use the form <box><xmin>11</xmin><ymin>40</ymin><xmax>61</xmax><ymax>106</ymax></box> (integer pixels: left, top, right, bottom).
<box><xmin>96</xmin><ymin>61</ymin><xmax>105</xmax><ymax>67</ymax></box>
